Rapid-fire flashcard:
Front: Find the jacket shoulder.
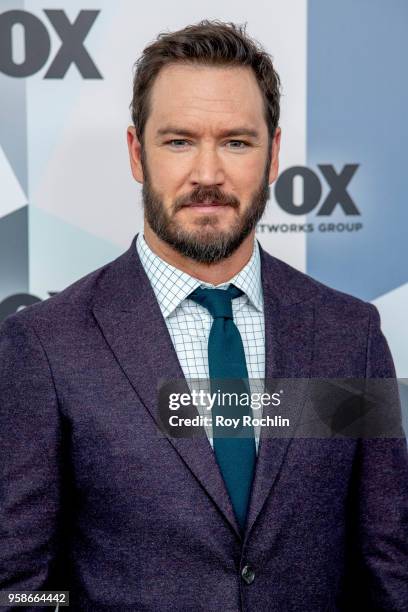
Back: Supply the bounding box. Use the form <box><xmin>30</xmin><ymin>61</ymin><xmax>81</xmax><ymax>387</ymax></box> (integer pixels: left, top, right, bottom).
<box><xmin>1</xmin><ymin>248</ymin><xmax>129</xmax><ymax>334</ymax></box>
<box><xmin>260</xmin><ymin>247</ymin><xmax>375</xmax><ymax>316</ymax></box>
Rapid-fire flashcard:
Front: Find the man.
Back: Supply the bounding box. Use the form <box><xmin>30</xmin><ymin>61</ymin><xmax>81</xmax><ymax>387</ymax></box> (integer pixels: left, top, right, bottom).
<box><xmin>0</xmin><ymin>20</ymin><xmax>407</xmax><ymax>612</ymax></box>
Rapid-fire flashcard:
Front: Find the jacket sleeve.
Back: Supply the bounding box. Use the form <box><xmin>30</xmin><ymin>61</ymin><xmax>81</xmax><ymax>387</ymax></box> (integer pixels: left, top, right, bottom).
<box><xmin>347</xmin><ymin>304</ymin><xmax>408</xmax><ymax>610</ymax></box>
<box><xmin>0</xmin><ymin>313</ymin><xmax>64</xmax><ymax>610</ymax></box>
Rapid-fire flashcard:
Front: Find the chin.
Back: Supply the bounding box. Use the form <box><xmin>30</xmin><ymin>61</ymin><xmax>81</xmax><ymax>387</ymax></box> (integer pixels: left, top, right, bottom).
<box><xmin>179</xmin><ymin>225</ymin><xmax>242</xmax><ymax>247</ymax></box>
<box><xmin>188</xmin><ymin>216</ymin><xmax>236</xmax><ymax>232</ymax></box>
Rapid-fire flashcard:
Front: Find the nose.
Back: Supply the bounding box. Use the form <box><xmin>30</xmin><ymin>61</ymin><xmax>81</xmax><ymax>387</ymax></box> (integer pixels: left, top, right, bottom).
<box><xmin>190</xmin><ymin>144</ymin><xmax>225</xmax><ymax>186</ymax></box>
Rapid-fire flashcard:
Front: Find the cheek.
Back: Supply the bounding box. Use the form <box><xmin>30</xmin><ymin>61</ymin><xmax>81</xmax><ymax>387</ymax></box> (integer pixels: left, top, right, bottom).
<box><xmin>149</xmin><ymin>153</ymin><xmax>186</xmax><ymax>193</ymax></box>
<box><xmin>228</xmin><ymin>153</ymin><xmax>266</xmax><ymax>182</ymax></box>
<box><xmin>229</xmin><ymin>160</ymin><xmax>265</xmax><ymax>200</ymax></box>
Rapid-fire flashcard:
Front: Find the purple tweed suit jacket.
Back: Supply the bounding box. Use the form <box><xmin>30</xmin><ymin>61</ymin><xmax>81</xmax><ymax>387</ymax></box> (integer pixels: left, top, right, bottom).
<box><xmin>0</xmin><ymin>235</ymin><xmax>407</xmax><ymax>611</ymax></box>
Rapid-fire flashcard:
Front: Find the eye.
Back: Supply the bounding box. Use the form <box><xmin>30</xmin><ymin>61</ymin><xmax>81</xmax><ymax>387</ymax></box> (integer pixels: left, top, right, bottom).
<box><xmin>227</xmin><ymin>140</ymin><xmax>249</xmax><ymax>149</ymax></box>
<box><xmin>166</xmin><ymin>139</ymin><xmax>190</xmax><ymax>148</ymax></box>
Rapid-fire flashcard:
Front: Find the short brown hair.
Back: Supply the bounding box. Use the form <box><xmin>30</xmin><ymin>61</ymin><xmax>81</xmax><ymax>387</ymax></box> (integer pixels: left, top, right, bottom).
<box><xmin>130</xmin><ymin>20</ymin><xmax>281</xmax><ymax>146</ymax></box>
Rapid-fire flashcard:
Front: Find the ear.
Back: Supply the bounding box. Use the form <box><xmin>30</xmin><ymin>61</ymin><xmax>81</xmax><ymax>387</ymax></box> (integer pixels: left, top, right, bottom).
<box><xmin>268</xmin><ymin>126</ymin><xmax>281</xmax><ymax>184</ymax></box>
<box><xmin>127</xmin><ymin>126</ymin><xmax>144</xmax><ymax>183</ymax></box>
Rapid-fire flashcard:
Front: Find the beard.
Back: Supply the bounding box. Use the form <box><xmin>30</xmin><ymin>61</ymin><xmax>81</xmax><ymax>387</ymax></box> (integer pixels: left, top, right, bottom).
<box><xmin>141</xmin><ymin>149</ymin><xmax>271</xmax><ymax>264</ymax></box>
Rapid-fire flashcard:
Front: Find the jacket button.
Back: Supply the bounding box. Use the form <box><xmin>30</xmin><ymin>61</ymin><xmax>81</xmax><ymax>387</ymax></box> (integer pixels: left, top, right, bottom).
<box><xmin>241</xmin><ymin>564</ymin><xmax>255</xmax><ymax>585</ymax></box>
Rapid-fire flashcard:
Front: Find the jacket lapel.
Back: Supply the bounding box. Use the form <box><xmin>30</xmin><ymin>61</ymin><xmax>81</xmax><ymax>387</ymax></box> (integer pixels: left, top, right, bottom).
<box><xmin>92</xmin><ymin>235</ymin><xmax>241</xmax><ymax>539</ymax></box>
<box><xmin>244</xmin><ymin>246</ymin><xmax>317</xmax><ymax>537</ymax></box>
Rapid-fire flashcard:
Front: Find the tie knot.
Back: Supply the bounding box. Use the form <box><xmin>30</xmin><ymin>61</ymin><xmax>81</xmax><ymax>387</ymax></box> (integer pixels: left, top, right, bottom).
<box><xmin>189</xmin><ymin>284</ymin><xmax>243</xmax><ymax>319</ymax></box>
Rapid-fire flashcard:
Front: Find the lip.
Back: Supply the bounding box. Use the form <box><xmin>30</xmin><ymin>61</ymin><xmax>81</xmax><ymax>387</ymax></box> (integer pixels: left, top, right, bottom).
<box><xmin>182</xmin><ymin>202</ymin><xmax>230</xmax><ymax>211</ymax></box>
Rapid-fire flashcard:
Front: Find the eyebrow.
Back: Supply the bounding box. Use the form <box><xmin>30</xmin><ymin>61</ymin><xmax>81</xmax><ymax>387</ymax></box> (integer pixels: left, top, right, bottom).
<box><xmin>156</xmin><ymin>126</ymin><xmax>260</xmax><ymax>139</ymax></box>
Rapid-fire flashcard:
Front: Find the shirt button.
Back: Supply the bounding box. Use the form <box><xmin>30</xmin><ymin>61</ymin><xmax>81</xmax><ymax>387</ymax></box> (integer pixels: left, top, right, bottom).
<box><xmin>241</xmin><ymin>564</ymin><xmax>255</xmax><ymax>585</ymax></box>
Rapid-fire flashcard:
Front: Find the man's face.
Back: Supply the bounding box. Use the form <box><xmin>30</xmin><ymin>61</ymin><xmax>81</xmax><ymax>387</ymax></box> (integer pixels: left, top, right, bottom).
<box><xmin>128</xmin><ymin>63</ymin><xmax>281</xmax><ymax>263</ymax></box>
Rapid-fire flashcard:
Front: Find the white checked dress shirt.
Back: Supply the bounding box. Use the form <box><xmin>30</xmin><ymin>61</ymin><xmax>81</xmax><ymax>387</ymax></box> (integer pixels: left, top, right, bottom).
<box><xmin>136</xmin><ymin>233</ymin><xmax>265</xmax><ymax>452</ymax></box>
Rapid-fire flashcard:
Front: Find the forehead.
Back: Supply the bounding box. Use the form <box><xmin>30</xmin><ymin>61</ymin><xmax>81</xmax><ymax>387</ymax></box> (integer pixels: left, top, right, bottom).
<box><xmin>146</xmin><ymin>63</ymin><xmax>267</xmax><ymax>135</ymax></box>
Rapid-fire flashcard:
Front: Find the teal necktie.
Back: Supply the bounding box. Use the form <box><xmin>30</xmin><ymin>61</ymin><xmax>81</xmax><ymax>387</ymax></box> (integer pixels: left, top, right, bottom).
<box><xmin>189</xmin><ymin>284</ymin><xmax>256</xmax><ymax>530</ymax></box>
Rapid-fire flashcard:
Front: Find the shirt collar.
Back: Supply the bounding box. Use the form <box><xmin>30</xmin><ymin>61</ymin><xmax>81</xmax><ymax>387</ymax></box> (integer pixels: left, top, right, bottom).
<box><xmin>136</xmin><ymin>233</ymin><xmax>263</xmax><ymax>318</ymax></box>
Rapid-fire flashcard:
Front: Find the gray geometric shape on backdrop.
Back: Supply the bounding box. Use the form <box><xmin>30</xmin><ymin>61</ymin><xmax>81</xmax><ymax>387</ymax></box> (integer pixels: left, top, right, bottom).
<box><xmin>0</xmin><ymin>205</ymin><xmax>28</xmax><ymax>301</ymax></box>
<box><xmin>0</xmin><ymin>0</ymin><xmax>28</xmax><ymax>196</ymax></box>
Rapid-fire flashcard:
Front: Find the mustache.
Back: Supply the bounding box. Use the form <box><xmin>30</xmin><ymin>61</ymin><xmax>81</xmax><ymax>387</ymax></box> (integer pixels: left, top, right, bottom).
<box><xmin>174</xmin><ymin>186</ymin><xmax>240</xmax><ymax>211</ymax></box>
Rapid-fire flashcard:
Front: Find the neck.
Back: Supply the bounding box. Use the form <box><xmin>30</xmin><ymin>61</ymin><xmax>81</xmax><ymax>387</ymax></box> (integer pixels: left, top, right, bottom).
<box><xmin>143</xmin><ymin>224</ymin><xmax>256</xmax><ymax>285</ymax></box>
